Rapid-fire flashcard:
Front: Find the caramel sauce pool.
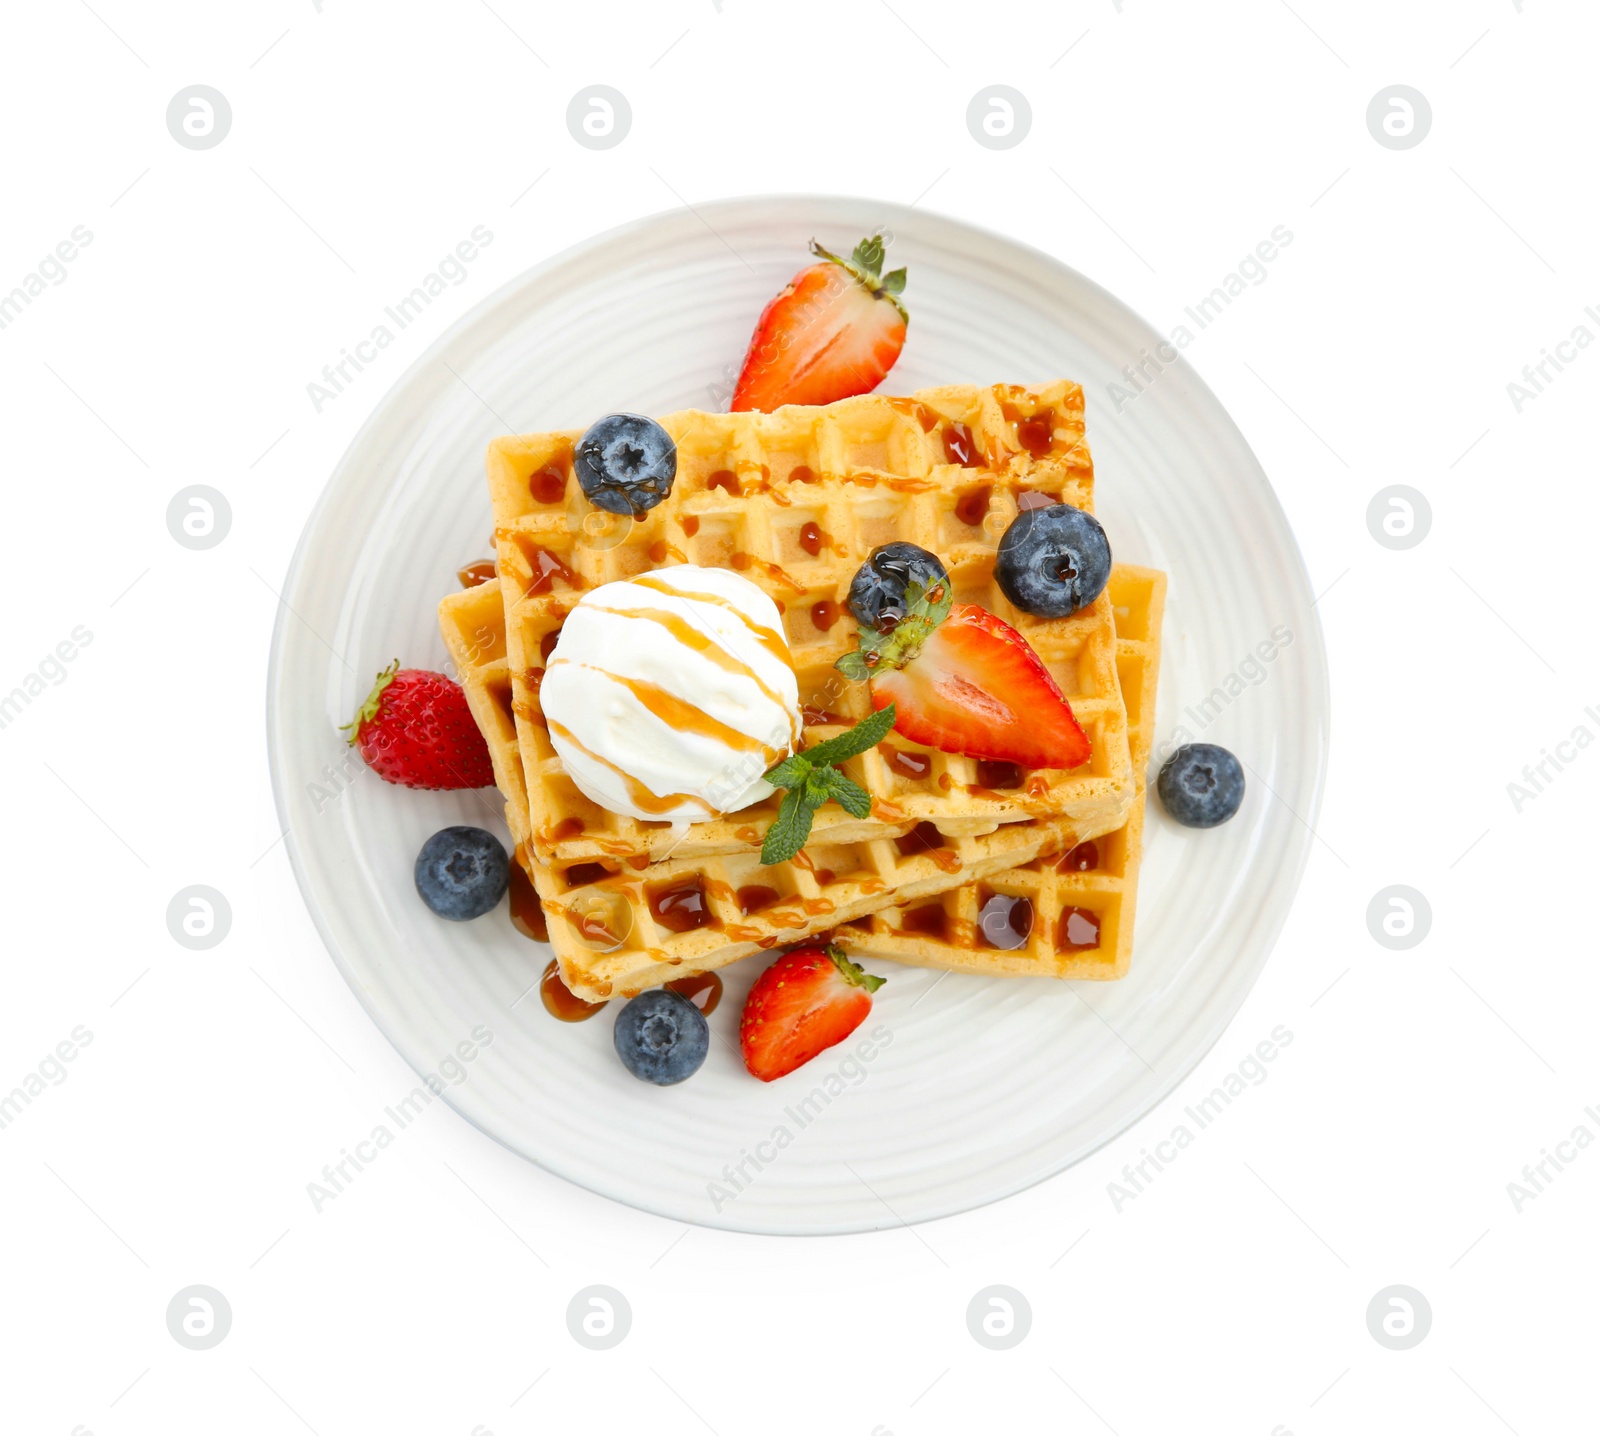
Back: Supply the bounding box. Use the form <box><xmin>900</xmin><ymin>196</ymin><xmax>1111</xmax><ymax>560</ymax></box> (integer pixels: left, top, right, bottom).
<box><xmin>540</xmin><ymin>959</ymin><xmax>606</xmax><ymax>1022</ymax></box>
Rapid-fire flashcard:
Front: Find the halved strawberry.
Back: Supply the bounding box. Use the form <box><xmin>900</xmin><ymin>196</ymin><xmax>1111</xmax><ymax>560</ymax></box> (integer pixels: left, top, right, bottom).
<box><xmin>342</xmin><ymin>662</ymin><xmax>495</xmax><ymax>790</ymax></box>
<box><xmin>739</xmin><ymin>944</ymin><xmax>885</xmax><ymax>1082</ymax></box>
<box><xmin>835</xmin><ymin>579</ymin><xmax>1091</xmax><ymax>770</ymax></box>
<box><xmin>730</xmin><ymin>234</ymin><xmax>907</xmax><ymax>412</ymax></box>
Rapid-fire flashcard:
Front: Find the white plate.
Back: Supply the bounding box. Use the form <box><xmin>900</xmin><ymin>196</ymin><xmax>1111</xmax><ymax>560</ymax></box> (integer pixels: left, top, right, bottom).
<box><xmin>267</xmin><ymin>196</ymin><xmax>1329</xmax><ymax>1235</ymax></box>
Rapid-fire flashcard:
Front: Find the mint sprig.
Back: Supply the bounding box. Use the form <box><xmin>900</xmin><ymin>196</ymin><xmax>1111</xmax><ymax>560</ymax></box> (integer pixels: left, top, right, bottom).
<box><xmin>759</xmin><ymin>703</ymin><xmax>897</xmax><ymax>865</ymax></box>
<box><xmin>833</xmin><ymin>578</ymin><xmax>952</xmax><ymax>682</ymax></box>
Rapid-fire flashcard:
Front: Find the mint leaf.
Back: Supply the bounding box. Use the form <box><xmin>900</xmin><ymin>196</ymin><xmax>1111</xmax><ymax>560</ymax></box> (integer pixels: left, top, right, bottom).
<box><xmin>802</xmin><ymin>770</ymin><xmax>834</xmax><ymax>807</ymax></box>
<box><xmin>762</xmin><ymin>752</ymin><xmax>812</xmax><ymax>790</ymax></box>
<box><xmin>801</xmin><ymin>702</ymin><xmax>897</xmax><ymax>768</ymax></box>
<box><xmin>761</xmin><ymin>785</ymin><xmax>819</xmax><ymax>865</ymax></box>
<box><xmin>820</xmin><ymin>769</ymin><xmax>872</xmax><ymax>819</ymax></box>
<box><xmin>758</xmin><ymin>706</ymin><xmax>896</xmax><ymax>863</ymax></box>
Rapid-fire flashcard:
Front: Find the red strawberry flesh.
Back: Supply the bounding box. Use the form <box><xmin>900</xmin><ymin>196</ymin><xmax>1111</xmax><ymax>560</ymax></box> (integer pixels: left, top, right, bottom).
<box><xmin>731</xmin><ymin>236</ymin><xmax>907</xmax><ymax>413</ymax></box>
<box><xmin>869</xmin><ymin>605</ymin><xmax>1090</xmax><ymax>770</ymax></box>
<box><xmin>344</xmin><ymin>663</ymin><xmax>494</xmax><ymax>791</ymax></box>
<box><xmin>739</xmin><ymin>944</ymin><xmax>884</xmax><ymax>1082</ymax></box>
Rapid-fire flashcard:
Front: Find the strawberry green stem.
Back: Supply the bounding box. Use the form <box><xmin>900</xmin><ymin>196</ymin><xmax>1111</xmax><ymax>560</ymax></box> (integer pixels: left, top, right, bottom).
<box><xmin>810</xmin><ymin>234</ymin><xmax>909</xmax><ymax>323</ymax></box>
<box><xmin>834</xmin><ymin>578</ymin><xmax>952</xmax><ymax>681</ymax></box>
<box><xmin>826</xmin><ymin>945</ymin><xmax>886</xmax><ymax>992</ymax></box>
<box><xmin>341</xmin><ymin>659</ymin><xmax>399</xmax><ymax>744</ymax></box>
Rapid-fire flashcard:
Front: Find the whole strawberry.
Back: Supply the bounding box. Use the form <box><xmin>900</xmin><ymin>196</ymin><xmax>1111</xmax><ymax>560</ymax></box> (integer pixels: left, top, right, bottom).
<box><xmin>342</xmin><ymin>661</ymin><xmax>494</xmax><ymax>790</ymax></box>
<box><xmin>739</xmin><ymin>943</ymin><xmax>885</xmax><ymax>1082</ymax></box>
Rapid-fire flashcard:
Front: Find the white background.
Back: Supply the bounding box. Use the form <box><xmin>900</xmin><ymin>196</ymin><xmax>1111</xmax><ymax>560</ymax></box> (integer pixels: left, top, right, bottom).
<box><xmin>2</xmin><ymin>0</ymin><xmax>1595</xmax><ymax>1432</ymax></box>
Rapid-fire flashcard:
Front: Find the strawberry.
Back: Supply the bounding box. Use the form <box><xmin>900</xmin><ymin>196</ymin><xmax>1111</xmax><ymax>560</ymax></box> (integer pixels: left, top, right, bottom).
<box><xmin>342</xmin><ymin>661</ymin><xmax>494</xmax><ymax>790</ymax></box>
<box><xmin>739</xmin><ymin>943</ymin><xmax>885</xmax><ymax>1082</ymax></box>
<box><xmin>730</xmin><ymin>234</ymin><xmax>907</xmax><ymax>412</ymax></box>
<box><xmin>835</xmin><ymin>581</ymin><xmax>1091</xmax><ymax>770</ymax></box>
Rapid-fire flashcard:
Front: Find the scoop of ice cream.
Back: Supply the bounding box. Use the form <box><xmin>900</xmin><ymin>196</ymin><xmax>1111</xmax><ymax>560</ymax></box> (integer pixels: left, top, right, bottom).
<box><xmin>540</xmin><ymin>565</ymin><xmax>801</xmax><ymax>822</ymax></box>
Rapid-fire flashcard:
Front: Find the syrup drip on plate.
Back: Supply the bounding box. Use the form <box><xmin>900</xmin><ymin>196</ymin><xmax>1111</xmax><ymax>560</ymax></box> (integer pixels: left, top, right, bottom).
<box><xmin>508</xmin><ymin>863</ymin><xmax>548</xmax><ymax>941</ymax></box>
<box><xmin>665</xmin><ymin>970</ymin><xmax>722</xmax><ymax>1015</ymax></box>
<box><xmin>540</xmin><ymin>959</ymin><xmax>606</xmax><ymax>1021</ymax></box>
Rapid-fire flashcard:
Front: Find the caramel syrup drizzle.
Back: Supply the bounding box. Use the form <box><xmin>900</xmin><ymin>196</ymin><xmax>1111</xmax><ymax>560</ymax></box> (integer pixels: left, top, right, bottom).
<box><xmin>627</xmin><ymin>575</ymin><xmax>792</xmax><ymax>672</ymax></box>
<box><xmin>545</xmin><ymin>717</ymin><xmax>712</xmax><ymax>818</ymax></box>
<box><xmin>550</xmin><ymin>661</ymin><xmax>787</xmax><ymax>767</ymax></box>
<box><xmin>585</xmin><ymin>599</ymin><xmax>799</xmax><ymax>745</ymax></box>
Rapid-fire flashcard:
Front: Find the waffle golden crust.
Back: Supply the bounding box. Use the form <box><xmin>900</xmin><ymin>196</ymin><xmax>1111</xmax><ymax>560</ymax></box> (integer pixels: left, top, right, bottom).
<box><xmin>837</xmin><ymin>565</ymin><xmax>1166</xmax><ymax>981</ymax></box>
<box><xmin>485</xmin><ymin>382</ymin><xmax>1134</xmax><ymax>866</ymax></box>
<box><xmin>439</xmin><ymin>575</ymin><xmax>1137</xmax><ymax>1001</ymax></box>
<box><xmin>526</xmin><ymin>806</ymin><xmax>1132</xmax><ymax>1000</ymax></box>
<box><xmin>438</xmin><ymin>578</ymin><xmax>530</xmax><ymax>851</ymax></box>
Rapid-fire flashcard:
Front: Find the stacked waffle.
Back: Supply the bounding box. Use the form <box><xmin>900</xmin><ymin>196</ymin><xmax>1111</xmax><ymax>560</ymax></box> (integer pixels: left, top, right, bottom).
<box><xmin>438</xmin><ymin>382</ymin><xmax>1161</xmax><ymax>1000</ymax></box>
<box><xmin>837</xmin><ymin>563</ymin><xmax>1164</xmax><ymax>981</ymax></box>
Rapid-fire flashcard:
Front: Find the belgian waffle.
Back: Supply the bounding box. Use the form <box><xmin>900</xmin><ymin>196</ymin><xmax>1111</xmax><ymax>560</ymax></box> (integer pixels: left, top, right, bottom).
<box><xmin>440</xmin><ymin>573</ymin><xmax>1137</xmax><ymax>1000</ymax></box>
<box><xmin>438</xmin><ymin>577</ymin><xmax>531</xmax><ymax>852</ymax></box>
<box><xmin>837</xmin><ymin>565</ymin><xmax>1166</xmax><ymax>981</ymax></box>
<box><xmin>486</xmin><ymin>382</ymin><xmax>1133</xmax><ymax>865</ymax></box>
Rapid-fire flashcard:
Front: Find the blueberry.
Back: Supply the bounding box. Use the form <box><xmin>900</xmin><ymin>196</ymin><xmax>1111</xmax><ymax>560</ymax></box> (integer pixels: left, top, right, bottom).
<box><xmin>574</xmin><ymin>413</ymin><xmax>677</xmax><ymax>516</ymax></box>
<box><xmin>414</xmin><ymin>826</ymin><xmax>509</xmax><ymax>920</ymax></box>
<box><xmin>612</xmin><ymin>990</ymin><xmax>709</xmax><ymax>1085</ymax></box>
<box><xmin>1157</xmin><ymin>744</ymin><xmax>1245</xmax><ymax>828</ymax></box>
<box><xmin>994</xmin><ymin>504</ymin><xmax>1112</xmax><ymax>618</ymax></box>
<box><xmin>846</xmin><ymin>543</ymin><xmax>948</xmax><ymax>631</ymax></box>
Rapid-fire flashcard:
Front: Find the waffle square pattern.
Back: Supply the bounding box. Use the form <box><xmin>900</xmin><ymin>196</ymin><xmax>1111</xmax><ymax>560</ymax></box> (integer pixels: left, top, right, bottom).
<box><xmin>489</xmin><ymin>382</ymin><xmax>1131</xmax><ymax>865</ymax></box>
<box><xmin>837</xmin><ymin>564</ymin><xmax>1165</xmax><ymax>981</ymax></box>
<box><xmin>440</xmin><ymin>384</ymin><xmax>1140</xmax><ymax>999</ymax></box>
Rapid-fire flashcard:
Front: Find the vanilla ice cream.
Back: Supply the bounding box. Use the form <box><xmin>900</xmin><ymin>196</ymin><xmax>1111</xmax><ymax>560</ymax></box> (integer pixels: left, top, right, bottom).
<box><xmin>540</xmin><ymin>565</ymin><xmax>802</xmax><ymax>822</ymax></box>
